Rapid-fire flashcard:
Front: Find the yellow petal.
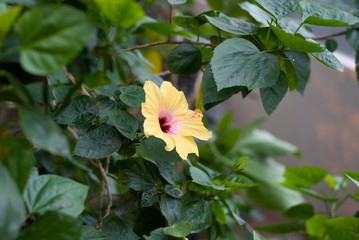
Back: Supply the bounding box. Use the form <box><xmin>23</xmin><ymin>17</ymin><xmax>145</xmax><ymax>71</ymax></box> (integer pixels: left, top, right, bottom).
<box><xmin>176</xmin><ymin>111</ymin><xmax>212</xmax><ymax>140</ymax></box>
<box><xmin>143</xmin><ymin>117</ymin><xmax>161</xmax><ymax>137</ymax></box>
<box><xmin>161</xmin><ymin>81</ymin><xmax>188</xmax><ymax>117</ymax></box>
<box><xmin>172</xmin><ymin>135</ymin><xmax>198</xmax><ymax>159</ymax></box>
<box><xmin>142</xmin><ymin>81</ymin><xmax>162</xmax><ymax>118</ymax></box>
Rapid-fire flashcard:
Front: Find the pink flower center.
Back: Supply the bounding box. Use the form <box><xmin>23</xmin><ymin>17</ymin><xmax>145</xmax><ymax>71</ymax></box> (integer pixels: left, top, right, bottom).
<box><xmin>159</xmin><ymin>116</ymin><xmax>171</xmax><ymax>133</ymax></box>
<box><xmin>158</xmin><ymin>109</ymin><xmax>202</xmax><ymax>134</ymax></box>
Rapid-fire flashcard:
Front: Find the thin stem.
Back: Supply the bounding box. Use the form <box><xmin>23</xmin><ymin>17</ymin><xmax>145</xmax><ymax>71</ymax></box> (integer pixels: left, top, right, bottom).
<box><xmin>96</xmin><ymin>159</ymin><xmax>113</xmax><ymax>228</ymax></box>
<box><xmin>313</xmin><ymin>29</ymin><xmax>351</xmax><ymax>40</ymax></box>
<box><xmin>293</xmin><ymin>22</ymin><xmax>304</xmax><ymax>35</ymax></box>
<box><xmin>122</xmin><ymin>40</ymin><xmax>216</xmax><ymax>52</ymax></box>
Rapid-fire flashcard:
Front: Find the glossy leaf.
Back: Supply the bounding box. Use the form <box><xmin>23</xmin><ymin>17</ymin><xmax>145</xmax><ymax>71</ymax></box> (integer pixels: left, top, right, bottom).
<box><xmin>164</xmin><ymin>184</ymin><xmax>182</xmax><ymax>198</ymax></box>
<box><xmin>166</xmin><ymin>44</ymin><xmax>202</xmax><ymax>75</ymax></box>
<box><xmin>0</xmin><ymin>164</ymin><xmax>26</xmax><ymax>240</ymax></box>
<box><xmin>205</xmin><ymin>13</ymin><xmax>258</xmax><ymax>35</ymax></box>
<box><xmin>23</xmin><ymin>174</ymin><xmax>88</xmax><ymax>217</ymax></box>
<box><xmin>94</xmin><ymin>0</ymin><xmax>144</xmax><ymax>28</ymax></box>
<box><xmin>311</xmin><ymin>49</ymin><xmax>344</xmax><ymax>72</ymax></box>
<box><xmin>260</xmin><ymin>73</ymin><xmax>288</xmax><ymax>115</ymax></box>
<box><xmin>107</xmin><ymin>109</ymin><xmax>138</xmax><ymax>139</ymax></box>
<box><xmin>211</xmin><ymin>38</ymin><xmax>280</xmax><ymax>90</ymax></box>
<box><xmin>254</xmin><ymin>0</ymin><xmax>299</xmax><ymax>19</ymax></box>
<box><xmin>15</xmin><ymin>4</ymin><xmax>92</xmax><ymax>75</ymax></box>
<box><xmin>119</xmin><ymin>85</ymin><xmax>145</xmax><ymax>108</ymax></box>
<box><xmin>141</xmin><ymin>188</ymin><xmax>159</xmax><ymax>207</ymax></box>
<box><xmin>284</xmin><ymin>51</ymin><xmax>311</xmax><ymax>94</ymax></box>
<box><xmin>163</xmin><ymin>221</ymin><xmax>192</xmax><ymax>238</ymax></box>
<box><xmin>270</xmin><ymin>24</ymin><xmax>324</xmax><ymax>53</ymax></box>
<box><xmin>160</xmin><ymin>195</ymin><xmax>181</xmax><ymax>224</ymax></box>
<box><xmin>19</xmin><ymin>107</ymin><xmax>70</xmax><ymax>157</ymax></box>
<box><xmin>300</xmin><ymin>0</ymin><xmax>359</xmax><ymax>26</ymax></box>
<box><xmin>74</xmin><ymin>124</ymin><xmax>122</xmax><ymax>159</ymax></box>
<box><xmin>18</xmin><ymin>211</ymin><xmax>82</xmax><ymax>240</ymax></box>
<box><xmin>239</xmin><ymin>1</ymin><xmax>272</xmax><ymax>25</ymax></box>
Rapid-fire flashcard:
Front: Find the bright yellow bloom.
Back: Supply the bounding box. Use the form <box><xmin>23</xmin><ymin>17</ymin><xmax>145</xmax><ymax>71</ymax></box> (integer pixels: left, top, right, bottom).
<box><xmin>141</xmin><ymin>81</ymin><xmax>212</xmax><ymax>159</ymax></box>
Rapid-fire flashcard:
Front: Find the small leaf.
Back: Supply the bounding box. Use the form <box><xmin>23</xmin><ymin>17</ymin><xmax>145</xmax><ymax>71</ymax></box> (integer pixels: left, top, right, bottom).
<box><xmin>15</xmin><ymin>4</ymin><xmax>92</xmax><ymax>75</ymax></box>
<box><xmin>141</xmin><ymin>189</ymin><xmax>159</xmax><ymax>207</ymax></box>
<box><xmin>254</xmin><ymin>0</ymin><xmax>299</xmax><ymax>19</ymax></box>
<box><xmin>94</xmin><ymin>0</ymin><xmax>144</xmax><ymax>28</ymax></box>
<box><xmin>283</xmin><ymin>165</ymin><xmax>327</xmax><ymax>188</ymax></box>
<box><xmin>300</xmin><ymin>0</ymin><xmax>359</xmax><ymax>26</ymax></box>
<box><xmin>270</xmin><ymin>24</ymin><xmax>324</xmax><ymax>53</ymax></box>
<box><xmin>18</xmin><ymin>211</ymin><xmax>82</xmax><ymax>240</ymax></box>
<box><xmin>232</xmin><ymin>156</ymin><xmax>249</xmax><ymax>172</ymax></box>
<box><xmin>311</xmin><ymin>49</ymin><xmax>344</xmax><ymax>72</ymax></box>
<box><xmin>305</xmin><ymin>214</ymin><xmax>327</xmax><ymax>239</ymax></box>
<box><xmin>163</xmin><ymin>221</ymin><xmax>192</xmax><ymax>238</ymax></box>
<box><xmin>19</xmin><ymin>107</ymin><xmax>70</xmax><ymax>157</ymax></box>
<box><xmin>144</xmin><ymin>228</ymin><xmax>168</xmax><ymax>240</ymax></box>
<box><xmin>107</xmin><ymin>109</ymin><xmax>138</xmax><ymax>139</ymax></box>
<box><xmin>256</xmin><ymin>223</ymin><xmax>302</xmax><ymax>233</ymax></box>
<box><xmin>190</xmin><ymin>165</ymin><xmax>212</xmax><ymax>187</ymax></box>
<box><xmin>23</xmin><ymin>174</ymin><xmax>88</xmax><ymax>217</ymax></box>
<box><xmin>280</xmin><ymin>58</ymin><xmax>297</xmax><ymax>91</ymax></box>
<box><xmin>325</xmin><ymin>39</ymin><xmax>338</xmax><ymax>52</ymax></box>
<box><xmin>345</xmin><ymin>171</ymin><xmax>359</xmax><ymax>187</ymax></box>
<box><xmin>166</xmin><ymin>44</ymin><xmax>202</xmax><ymax>75</ymax></box>
<box><xmin>260</xmin><ymin>73</ymin><xmax>288</xmax><ymax>115</ymax></box>
<box><xmin>211</xmin><ymin>38</ymin><xmax>280</xmax><ymax>90</ymax></box>
<box><xmin>282</xmin><ymin>203</ymin><xmax>314</xmax><ymax>220</ymax></box>
<box><xmin>164</xmin><ymin>184</ymin><xmax>182</xmax><ymax>198</ymax></box>
<box><xmin>206</xmin><ymin>13</ymin><xmax>258</xmax><ymax>35</ymax></box>
<box><xmin>0</xmin><ymin>164</ymin><xmax>26</xmax><ymax>240</ymax></box>
<box><xmin>56</xmin><ymin>95</ymin><xmax>98</xmax><ymax>126</ymax></box>
<box><xmin>284</xmin><ymin>51</ymin><xmax>311</xmax><ymax>94</ymax></box>
<box><xmin>160</xmin><ymin>195</ymin><xmax>181</xmax><ymax>224</ymax></box>
<box><xmin>211</xmin><ymin>200</ymin><xmax>226</xmax><ymax>225</ymax></box>
<box><xmin>74</xmin><ymin>124</ymin><xmax>122</xmax><ymax>159</ymax></box>
<box><xmin>119</xmin><ymin>85</ymin><xmax>145</xmax><ymax>108</ymax></box>
<box><xmin>167</xmin><ymin>0</ymin><xmax>186</xmax><ymax>5</ymax></box>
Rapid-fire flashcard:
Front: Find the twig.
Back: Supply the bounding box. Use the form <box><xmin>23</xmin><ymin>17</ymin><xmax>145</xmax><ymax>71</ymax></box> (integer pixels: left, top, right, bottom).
<box><xmin>313</xmin><ymin>29</ymin><xmax>349</xmax><ymax>40</ymax></box>
<box><xmin>62</xmin><ymin>66</ymin><xmax>91</xmax><ymax>96</ymax></box>
<box><xmin>89</xmin><ymin>159</ymin><xmax>118</xmax><ymax>181</ymax></box>
<box><xmin>122</xmin><ymin>40</ymin><xmax>216</xmax><ymax>52</ymax></box>
<box><xmin>96</xmin><ymin>159</ymin><xmax>113</xmax><ymax>228</ymax></box>
<box><xmin>156</xmin><ymin>70</ymin><xmax>171</xmax><ymax>77</ymax></box>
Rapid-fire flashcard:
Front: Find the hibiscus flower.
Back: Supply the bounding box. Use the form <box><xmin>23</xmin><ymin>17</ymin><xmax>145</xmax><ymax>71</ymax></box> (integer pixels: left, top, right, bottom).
<box><xmin>141</xmin><ymin>81</ymin><xmax>212</xmax><ymax>159</ymax></box>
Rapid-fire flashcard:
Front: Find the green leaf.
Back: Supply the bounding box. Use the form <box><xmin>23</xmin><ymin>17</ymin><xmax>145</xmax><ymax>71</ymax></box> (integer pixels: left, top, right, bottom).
<box><xmin>220</xmin><ymin>174</ymin><xmax>256</xmax><ymax>188</ymax></box>
<box><xmin>0</xmin><ymin>5</ymin><xmax>22</xmax><ymax>45</ymax></box>
<box><xmin>346</xmin><ymin>28</ymin><xmax>359</xmax><ymax>51</ymax></box>
<box><xmin>167</xmin><ymin>0</ymin><xmax>186</xmax><ymax>5</ymax></box>
<box><xmin>160</xmin><ymin>195</ymin><xmax>181</xmax><ymax>224</ymax></box>
<box><xmin>205</xmin><ymin>13</ymin><xmax>258</xmax><ymax>35</ymax></box>
<box><xmin>56</xmin><ymin>95</ymin><xmax>98</xmax><ymax>126</ymax></box>
<box><xmin>23</xmin><ymin>174</ymin><xmax>88</xmax><ymax>217</ymax></box>
<box><xmin>284</xmin><ymin>51</ymin><xmax>310</xmax><ymax>94</ymax></box>
<box><xmin>19</xmin><ymin>107</ymin><xmax>70</xmax><ymax>157</ymax></box>
<box><xmin>305</xmin><ymin>214</ymin><xmax>327</xmax><ymax>239</ymax></box>
<box><xmin>270</xmin><ymin>24</ymin><xmax>324</xmax><ymax>53</ymax></box>
<box><xmin>211</xmin><ymin>38</ymin><xmax>280</xmax><ymax>90</ymax></box>
<box><xmin>141</xmin><ymin>188</ymin><xmax>159</xmax><ymax>207</ymax></box>
<box><xmin>202</xmin><ymin>64</ymin><xmax>242</xmax><ymax>110</ymax></box>
<box><xmin>256</xmin><ymin>223</ymin><xmax>302</xmax><ymax>233</ymax></box>
<box><xmin>107</xmin><ymin>109</ymin><xmax>138</xmax><ymax>139</ymax></box>
<box><xmin>190</xmin><ymin>165</ymin><xmax>212</xmax><ymax>187</ymax></box>
<box><xmin>253</xmin><ymin>231</ymin><xmax>261</xmax><ymax>240</ymax></box>
<box><xmin>164</xmin><ymin>184</ymin><xmax>182</xmax><ymax>198</ymax></box>
<box><xmin>144</xmin><ymin>228</ymin><xmax>169</xmax><ymax>240</ymax></box>
<box><xmin>120</xmin><ymin>158</ymin><xmax>160</xmax><ymax>191</ymax></box>
<box><xmin>326</xmin><ymin>39</ymin><xmax>338</xmax><ymax>52</ymax></box>
<box><xmin>94</xmin><ymin>0</ymin><xmax>144</xmax><ymax>28</ymax></box>
<box><xmin>239</xmin><ymin>2</ymin><xmax>272</xmax><ymax>25</ymax></box>
<box><xmin>300</xmin><ymin>0</ymin><xmax>359</xmax><ymax>26</ymax></box>
<box><xmin>254</xmin><ymin>0</ymin><xmax>299</xmax><ymax>19</ymax></box>
<box><xmin>345</xmin><ymin>171</ymin><xmax>359</xmax><ymax>187</ymax></box>
<box><xmin>18</xmin><ymin>211</ymin><xmax>82</xmax><ymax>240</ymax></box>
<box><xmin>74</xmin><ymin>124</ymin><xmax>122</xmax><ymax>159</ymax></box>
<box><xmin>15</xmin><ymin>4</ymin><xmax>92</xmax><ymax>75</ymax></box>
<box><xmin>211</xmin><ymin>200</ymin><xmax>226</xmax><ymax>225</ymax></box>
<box><xmin>282</xmin><ymin>203</ymin><xmax>314</xmax><ymax>220</ymax></box>
<box><xmin>280</xmin><ymin>58</ymin><xmax>297</xmax><ymax>91</ymax></box>
<box><xmin>231</xmin><ymin>156</ymin><xmax>249</xmax><ymax>172</ymax></box>
<box><xmin>0</xmin><ymin>164</ymin><xmax>26</xmax><ymax>240</ymax></box>
<box><xmin>139</xmin><ymin>137</ymin><xmax>182</xmax><ymax>163</ymax></box>
<box><xmin>325</xmin><ymin>216</ymin><xmax>359</xmax><ymax>240</ymax></box>
<box><xmin>312</xmin><ymin>49</ymin><xmax>344</xmax><ymax>72</ymax></box>
<box><xmin>119</xmin><ymin>85</ymin><xmax>145</xmax><ymax>108</ymax></box>
<box><xmin>163</xmin><ymin>221</ymin><xmax>192</xmax><ymax>238</ymax></box>
<box><xmin>80</xmin><ymin>225</ymin><xmax>106</xmax><ymax>240</ymax></box>
<box><xmin>283</xmin><ymin>165</ymin><xmax>327</xmax><ymax>188</ymax></box>
<box><xmin>260</xmin><ymin>73</ymin><xmax>288</xmax><ymax>115</ymax></box>
<box><xmin>179</xmin><ymin>197</ymin><xmax>212</xmax><ymax>233</ymax></box>
<box><xmin>156</xmin><ymin>161</ymin><xmax>176</xmax><ymax>184</ymax></box>
<box><xmin>166</xmin><ymin>44</ymin><xmax>202</xmax><ymax>75</ymax></box>
<box><xmin>103</xmin><ymin>217</ymin><xmax>140</xmax><ymax>240</ymax></box>
<box><xmin>0</xmin><ymin>139</ymin><xmax>34</xmax><ymax>192</ymax></box>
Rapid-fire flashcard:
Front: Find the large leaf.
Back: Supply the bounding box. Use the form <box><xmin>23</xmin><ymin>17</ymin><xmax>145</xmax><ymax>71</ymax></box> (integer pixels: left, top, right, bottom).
<box><xmin>205</xmin><ymin>13</ymin><xmax>257</xmax><ymax>35</ymax></box>
<box><xmin>138</xmin><ymin>137</ymin><xmax>182</xmax><ymax>163</ymax></box>
<box><xmin>107</xmin><ymin>109</ymin><xmax>138</xmax><ymax>140</ymax></box>
<box><xmin>160</xmin><ymin>195</ymin><xmax>181</xmax><ymax>224</ymax></box>
<box><xmin>300</xmin><ymin>0</ymin><xmax>359</xmax><ymax>26</ymax></box>
<box><xmin>0</xmin><ymin>164</ymin><xmax>26</xmax><ymax>240</ymax></box>
<box><xmin>74</xmin><ymin>124</ymin><xmax>122</xmax><ymax>159</ymax></box>
<box><xmin>15</xmin><ymin>4</ymin><xmax>92</xmax><ymax>75</ymax></box>
<box><xmin>312</xmin><ymin>49</ymin><xmax>344</xmax><ymax>72</ymax></box>
<box><xmin>166</xmin><ymin>44</ymin><xmax>202</xmax><ymax>75</ymax></box>
<box><xmin>325</xmin><ymin>217</ymin><xmax>359</xmax><ymax>240</ymax></box>
<box><xmin>284</xmin><ymin>51</ymin><xmax>310</xmax><ymax>94</ymax></box>
<box><xmin>94</xmin><ymin>0</ymin><xmax>144</xmax><ymax>28</ymax></box>
<box><xmin>19</xmin><ymin>107</ymin><xmax>70</xmax><ymax>157</ymax></box>
<box><xmin>211</xmin><ymin>38</ymin><xmax>280</xmax><ymax>90</ymax></box>
<box><xmin>18</xmin><ymin>211</ymin><xmax>82</xmax><ymax>240</ymax></box>
<box><xmin>260</xmin><ymin>73</ymin><xmax>288</xmax><ymax>115</ymax></box>
<box><xmin>270</xmin><ymin>24</ymin><xmax>324</xmax><ymax>53</ymax></box>
<box><xmin>23</xmin><ymin>174</ymin><xmax>89</xmax><ymax>217</ymax></box>
<box><xmin>202</xmin><ymin>65</ymin><xmax>242</xmax><ymax>110</ymax></box>
<box><xmin>254</xmin><ymin>0</ymin><xmax>299</xmax><ymax>19</ymax></box>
